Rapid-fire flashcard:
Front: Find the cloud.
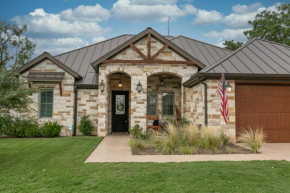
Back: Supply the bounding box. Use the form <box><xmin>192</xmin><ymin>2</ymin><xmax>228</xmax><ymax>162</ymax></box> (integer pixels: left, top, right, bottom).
<box><xmin>31</xmin><ymin>37</ymin><xmax>90</xmax><ymax>56</ymax></box>
<box><xmin>232</xmin><ymin>2</ymin><xmax>263</xmax><ymax>14</ymax></box>
<box><xmin>112</xmin><ymin>0</ymin><xmax>190</xmax><ymax>22</ymax></box>
<box><xmin>91</xmin><ymin>36</ymin><xmax>106</xmax><ymax>43</ymax></box>
<box><xmin>60</xmin><ymin>4</ymin><xmax>111</xmax><ymax>22</ymax></box>
<box><xmin>192</xmin><ymin>9</ymin><xmax>223</xmax><ymax>25</ymax></box>
<box><xmin>13</xmin><ymin>8</ymin><xmax>109</xmax><ymax>39</ymax></box>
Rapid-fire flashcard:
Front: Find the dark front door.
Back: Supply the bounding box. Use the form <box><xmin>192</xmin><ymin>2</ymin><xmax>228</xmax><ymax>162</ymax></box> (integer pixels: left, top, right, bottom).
<box><xmin>112</xmin><ymin>91</ymin><xmax>129</xmax><ymax>133</ymax></box>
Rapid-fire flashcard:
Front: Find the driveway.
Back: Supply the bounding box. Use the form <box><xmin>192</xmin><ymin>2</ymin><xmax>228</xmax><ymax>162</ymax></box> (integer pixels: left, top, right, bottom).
<box><xmin>85</xmin><ymin>135</ymin><xmax>290</xmax><ymax>163</ymax></box>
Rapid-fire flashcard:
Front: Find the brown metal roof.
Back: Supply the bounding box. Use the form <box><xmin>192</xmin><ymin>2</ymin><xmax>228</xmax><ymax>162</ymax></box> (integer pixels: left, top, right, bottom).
<box><xmin>91</xmin><ymin>28</ymin><xmax>206</xmax><ymax>71</ymax></box>
<box><xmin>184</xmin><ymin>38</ymin><xmax>290</xmax><ymax>87</ymax></box>
<box><xmin>27</xmin><ymin>72</ymin><xmax>65</xmax><ymax>82</ymax></box>
<box><xmin>16</xmin><ymin>52</ymin><xmax>82</xmax><ymax>79</ymax></box>
<box><xmin>171</xmin><ymin>36</ymin><xmax>232</xmax><ymax>67</ymax></box>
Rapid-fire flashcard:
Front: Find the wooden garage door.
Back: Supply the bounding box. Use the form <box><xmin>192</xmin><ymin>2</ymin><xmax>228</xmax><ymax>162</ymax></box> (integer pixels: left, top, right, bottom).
<box><xmin>236</xmin><ymin>83</ymin><xmax>290</xmax><ymax>142</ymax></box>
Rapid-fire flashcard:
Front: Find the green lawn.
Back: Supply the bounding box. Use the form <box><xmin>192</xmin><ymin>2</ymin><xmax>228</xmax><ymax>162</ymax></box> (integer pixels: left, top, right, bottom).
<box><xmin>1</xmin><ymin>138</ymin><xmax>290</xmax><ymax>193</ymax></box>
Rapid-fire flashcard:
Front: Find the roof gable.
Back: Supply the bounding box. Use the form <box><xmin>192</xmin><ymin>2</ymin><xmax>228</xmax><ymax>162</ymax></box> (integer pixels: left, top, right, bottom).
<box><xmin>91</xmin><ymin>28</ymin><xmax>206</xmax><ymax>70</ymax></box>
<box><xmin>16</xmin><ymin>52</ymin><xmax>82</xmax><ymax>79</ymax></box>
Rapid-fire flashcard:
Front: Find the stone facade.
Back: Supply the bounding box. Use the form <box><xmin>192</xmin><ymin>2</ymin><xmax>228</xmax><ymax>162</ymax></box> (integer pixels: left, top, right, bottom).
<box><xmin>21</xmin><ymin>59</ymin><xmax>75</xmax><ymax>136</ymax></box>
<box><xmin>184</xmin><ymin>80</ymin><xmax>236</xmax><ymax>139</ymax></box>
<box><xmin>76</xmin><ymin>89</ymin><xmax>98</xmax><ymax>135</ymax></box>
<box><xmin>97</xmin><ymin>36</ymin><xmax>197</xmax><ymax>136</ymax></box>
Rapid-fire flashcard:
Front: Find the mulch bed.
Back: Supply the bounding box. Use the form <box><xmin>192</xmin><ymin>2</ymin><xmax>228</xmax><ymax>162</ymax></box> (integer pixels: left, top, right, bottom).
<box><xmin>132</xmin><ymin>144</ymin><xmax>254</xmax><ymax>155</ymax></box>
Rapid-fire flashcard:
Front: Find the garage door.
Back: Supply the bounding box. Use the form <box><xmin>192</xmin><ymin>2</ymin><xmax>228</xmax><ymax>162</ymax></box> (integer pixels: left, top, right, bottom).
<box><xmin>236</xmin><ymin>83</ymin><xmax>290</xmax><ymax>142</ymax></box>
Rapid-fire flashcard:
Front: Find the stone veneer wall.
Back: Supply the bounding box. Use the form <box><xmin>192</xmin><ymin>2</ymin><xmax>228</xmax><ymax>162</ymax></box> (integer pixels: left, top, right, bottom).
<box><xmin>97</xmin><ymin>36</ymin><xmax>197</xmax><ymax>136</ymax></box>
<box><xmin>76</xmin><ymin>89</ymin><xmax>98</xmax><ymax>135</ymax></box>
<box><xmin>21</xmin><ymin>59</ymin><xmax>75</xmax><ymax>136</ymax></box>
<box><xmin>184</xmin><ymin>80</ymin><xmax>236</xmax><ymax>140</ymax></box>
<box><xmin>147</xmin><ymin>74</ymin><xmax>182</xmax><ymax>119</ymax></box>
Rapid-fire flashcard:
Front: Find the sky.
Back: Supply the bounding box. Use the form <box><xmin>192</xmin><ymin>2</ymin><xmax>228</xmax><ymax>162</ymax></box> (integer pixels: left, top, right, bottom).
<box><xmin>0</xmin><ymin>0</ymin><xmax>286</xmax><ymax>57</ymax></box>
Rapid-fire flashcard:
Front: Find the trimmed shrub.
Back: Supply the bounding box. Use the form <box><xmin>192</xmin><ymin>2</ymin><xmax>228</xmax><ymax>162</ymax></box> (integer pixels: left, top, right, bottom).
<box><xmin>41</xmin><ymin>121</ymin><xmax>62</xmax><ymax>138</ymax></box>
<box><xmin>238</xmin><ymin>127</ymin><xmax>266</xmax><ymax>153</ymax></box>
<box><xmin>78</xmin><ymin>115</ymin><xmax>94</xmax><ymax>135</ymax></box>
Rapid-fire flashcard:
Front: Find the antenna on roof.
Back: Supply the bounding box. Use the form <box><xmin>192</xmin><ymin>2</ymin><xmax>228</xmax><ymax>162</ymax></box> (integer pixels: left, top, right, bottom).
<box><xmin>167</xmin><ymin>16</ymin><xmax>171</xmax><ymax>36</ymax></box>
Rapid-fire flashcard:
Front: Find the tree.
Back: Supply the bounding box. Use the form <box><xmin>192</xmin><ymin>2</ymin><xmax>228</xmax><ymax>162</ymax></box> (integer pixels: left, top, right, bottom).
<box><xmin>244</xmin><ymin>3</ymin><xmax>290</xmax><ymax>46</ymax></box>
<box><xmin>223</xmin><ymin>40</ymin><xmax>243</xmax><ymax>51</ymax></box>
<box><xmin>0</xmin><ymin>21</ymin><xmax>35</xmax><ymax>70</ymax></box>
<box><xmin>0</xmin><ymin>69</ymin><xmax>35</xmax><ymax>115</ymax></box>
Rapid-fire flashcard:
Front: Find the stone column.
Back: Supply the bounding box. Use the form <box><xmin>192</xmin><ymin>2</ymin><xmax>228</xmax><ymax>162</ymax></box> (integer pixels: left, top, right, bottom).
<box><xmin>130</xmin><ymin>75</ymin><xmax>147</xmax><ymax>132</ymax></box>
<box><xmin>97</xmin><ymin>74</ymin><xmax>109</xmax><ymax>137</ymax></box>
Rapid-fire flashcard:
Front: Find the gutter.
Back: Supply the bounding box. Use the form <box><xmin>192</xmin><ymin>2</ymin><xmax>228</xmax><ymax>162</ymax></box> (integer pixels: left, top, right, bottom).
<box><xmin>197</xmin><ymin>78</ymin><xmax>208</xmax><ymax>126</ymax></box>
<box><xmin>73</xmin><ymin>86</ymin><xmax>78</xmax><ymax>136</ymax></box>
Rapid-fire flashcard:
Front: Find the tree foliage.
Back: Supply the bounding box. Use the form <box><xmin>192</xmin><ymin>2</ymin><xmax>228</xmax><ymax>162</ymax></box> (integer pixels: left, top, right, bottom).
<box><xmin>244</xmin><ymin>4</ymin><xmax>290</xmax><ymax>46</ymax></box>
<box><xmin>223</xmin><ymin>40</ymin><xmax>243</xmax><ymax>51</ymax></box>
<box><xmin>0</xmin><ymin>20</ymin><xmax>35</xmax><ymax>70</ymax></box>
<box><xmin>0</xmin><ymin>69</ymin><xmax>36</xmax><ymax>115</ymax></box>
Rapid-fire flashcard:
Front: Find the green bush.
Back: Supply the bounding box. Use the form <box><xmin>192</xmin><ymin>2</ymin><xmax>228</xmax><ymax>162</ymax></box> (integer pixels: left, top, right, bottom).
<box><xmin>78</xmin><ymin>115</ymin><xmax>94</xmax><ymax>135</ymax></box>
<box><xmin>199</xmin><ymin>127</ymin><xmax>221</xmax><ymax>151</ymax></box>
<box><xmin>129</xmin><ymin>124</ymin><xmax>150</xmax><ymax>139</ymax></box>
<box><xmin>220</xmin><ymin>131</ymin><xmax>230</xmax><ymax>146</ymax></box>
<box><xmin>129</xmin><ymin>138</ymin><xmax>147</xmax><ymax>151</ymax></box>
<box><xmin>179</xmin><ymin>146</ymin><xmax>196</xmax><ymax>155</ymax></box>
<box><xmin>41</xmin><ymin>121</ymin><xmax>62</xmax><ymax>138</ymax></box>
<box><xmin>0</xmin><ymin>116</ymin><xmax>40</xmax><ymax>138</ymax></box>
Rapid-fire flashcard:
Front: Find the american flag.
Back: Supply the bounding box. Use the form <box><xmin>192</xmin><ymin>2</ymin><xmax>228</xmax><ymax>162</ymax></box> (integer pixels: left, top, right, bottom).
<box><xmin>218</xmin><ymin>72</ymin><xmax>229</xmax><ymax>123</ymax></box>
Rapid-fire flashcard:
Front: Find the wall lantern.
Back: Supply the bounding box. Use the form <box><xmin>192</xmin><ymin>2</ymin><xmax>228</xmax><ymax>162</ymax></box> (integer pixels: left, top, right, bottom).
<box><xmin>160</xmin><ymin>78</ymin><xmax>164</xmax><ymax>86</ymax></box>
<box><xmin>226</xmin><ymin>81</ymin><xmax>232</xmax><ymax>93</ymax></box>
<box><xmin>118</xmin><ymin>80</ymin><xmax>123</xmax><ymax>88</ymax></box>
<box><xmin>137</xmin><ymin>81</ymin><xmax>142</xmax><ymax>93</ymax></box>
<box><xmin>99</xmin><ymin>80</ymin><xmax>105</xmax><ymax>93</ymax></box>
<box><xmin>118</xmin><ymin>74</ymin><xmax>123</xmax><ymax>88</ymax></box>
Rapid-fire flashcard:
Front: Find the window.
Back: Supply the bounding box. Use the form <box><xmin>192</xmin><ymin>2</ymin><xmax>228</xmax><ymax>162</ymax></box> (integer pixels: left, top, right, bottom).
<box><xmin>147</xmin><ymin>92</ymin><xmax>157</xmax><ymax>115</ymax></box>
<box><xmin>39</xmin><ymin>89</ymin><xmax>53</xmax><ymax>118</ymax></box>
<box><xmin>162</xmin><ymin>93</ymin><xmax>174</xmax><ymax>116</ymax></box>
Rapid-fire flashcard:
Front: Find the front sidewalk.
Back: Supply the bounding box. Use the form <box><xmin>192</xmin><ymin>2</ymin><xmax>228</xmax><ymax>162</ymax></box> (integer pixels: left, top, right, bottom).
<box><xmin>85</xmin><ymin>135</ymin><xmax>290</xmax><ymax>163</ymax></box>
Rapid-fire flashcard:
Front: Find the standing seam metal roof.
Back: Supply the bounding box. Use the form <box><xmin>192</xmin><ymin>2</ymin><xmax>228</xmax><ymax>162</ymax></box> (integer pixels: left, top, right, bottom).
<box><xmin>54</xmin><ymin>34</ymin><xmax>231</xmax><ymax>86</ymax></box>
<box><xmin>201</xmin><ymin>38</ymin><xmax>290</xmax><ymax>74</ymax></box>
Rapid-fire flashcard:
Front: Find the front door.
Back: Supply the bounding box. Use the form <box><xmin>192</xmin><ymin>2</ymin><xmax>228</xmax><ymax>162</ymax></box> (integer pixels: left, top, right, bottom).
<box><xmin>112</xmin><ymin>91</ymin><xmax>129</xmax><ymax>133</ymax></box>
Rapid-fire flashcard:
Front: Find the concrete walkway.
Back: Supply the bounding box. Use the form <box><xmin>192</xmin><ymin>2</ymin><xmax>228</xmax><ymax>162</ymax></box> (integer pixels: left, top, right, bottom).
<box><xmin>85</xmin><ymin>135</ymin><xmax>290</xmax><ymax>163</ymax></box>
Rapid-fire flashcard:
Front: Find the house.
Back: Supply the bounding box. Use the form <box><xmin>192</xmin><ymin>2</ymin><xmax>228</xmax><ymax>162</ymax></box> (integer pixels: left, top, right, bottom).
<box><xmin>16</xmin><ymin>27</ymin><xmax>290</xmax><ymax>142</ymax></box>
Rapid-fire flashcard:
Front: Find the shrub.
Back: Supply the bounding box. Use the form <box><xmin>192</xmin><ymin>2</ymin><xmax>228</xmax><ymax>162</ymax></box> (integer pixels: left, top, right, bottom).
<box><xmin>129</xmin><ymin>124</ymin><xmax>150</xmax><ymax>139</ymax></box>
<box><xmin>78</xmin><ymin>115</ymin><xmax>94</xmax><ymax>135</ymax></box>
<box><xmin>238</xmin><ymin>127</ymin><xmax>265</xmax><ymax>153</ymax></box>
<box><xmin>179</xmin><ymin>146</ymin><xmax>196</xmax><ymax>155</ymax></box>
<box><xmin>0</xmin><ymin>116</ymin><xmax>40</xmax><ymax>138</ymax></box>
<box><xmin>199</xmin><ymin>127</ymin><xmax>221</xmax><ymax>151</ymax></box>
<box><xmin>219</xmin><ymin>130</ymin><xmax>230</xmax><ymax>146</ymax></box>
<box><xmin>158</xmin><ymin>124</ymin><xmax>180</xmax><ymax>154</ymax></box>
<box><xmin>226</xmin><ymin>146</ymin><xmax>232</xmax><ymax>154</ymax></box>
<box><xmin>183</xmin><ymin>123</ymin><xmax>199</xmax><ymax>146</ymax></box>
<box><xmin>129</xmin><ymin>138</ymin><xmax>146</xmax><ymax>151</ymax></box>
<box><xmin>165</xmin><ymin>117</ymin><xmax>190</xmax><ymax>129</ymax></box>
<box><xmin>41</xmin><ymin>121</ymin><xmax>62</xmax><ymax>138</ymax></box>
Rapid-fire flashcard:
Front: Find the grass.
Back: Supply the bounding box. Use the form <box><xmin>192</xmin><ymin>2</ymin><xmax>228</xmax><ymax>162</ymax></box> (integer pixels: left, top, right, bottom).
<box><xmin>1</xmin><ymin>137</ymin><xmax>290</xmax><ymax>193</ymax></box>
<box><xmin>238</xmin><ymin>127</ymin><xmax>266</xmax><ymax>153</ymax></box>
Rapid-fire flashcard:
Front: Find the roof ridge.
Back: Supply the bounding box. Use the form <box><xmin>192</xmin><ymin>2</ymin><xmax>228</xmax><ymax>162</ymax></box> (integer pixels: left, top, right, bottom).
<box><xmin>179</xmin><ymin>35</ymin><xmax>233</xmax><ymax>52</ymax></box>
<box><xmin>201</xmin><ymin>38</ymin><xmax>259</xmax><ymax>73</ymax></box>
<box><xmin>54</xmin><ymin>34</ymin><xmax>135</xmax><ymax>57</ymax></box>
<box><xmin>257</xmin><ymin>38</ymin><xmax>290</xmax><ymax>49</ymax></box>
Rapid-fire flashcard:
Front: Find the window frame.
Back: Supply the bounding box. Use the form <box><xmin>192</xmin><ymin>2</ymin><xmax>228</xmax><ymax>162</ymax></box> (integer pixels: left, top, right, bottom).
<box><xmin>147</xmin><ymin>92</ymin><xmax>158</xmax><ymax>116</ymax></box>
<box><xmin>162</xmin><ymin>92</ymin><xmax>175</xmax><ymax>116</ymax></box>
<box><xmin>39</xmin><ymin>88</ymin><xmax>54</xmax><ymax>119</ymax></box>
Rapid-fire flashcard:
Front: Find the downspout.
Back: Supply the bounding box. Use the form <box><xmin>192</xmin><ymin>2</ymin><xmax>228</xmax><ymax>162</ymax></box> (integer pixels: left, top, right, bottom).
<box><xmin>73</xmin><ymin>86</ymin><xmax>78</xmax><ymax>136</ymax></box>
<box><xmin>197</xmin><ymin>78</ymin><xmax>208</xmax><ymax>126</ymax></box>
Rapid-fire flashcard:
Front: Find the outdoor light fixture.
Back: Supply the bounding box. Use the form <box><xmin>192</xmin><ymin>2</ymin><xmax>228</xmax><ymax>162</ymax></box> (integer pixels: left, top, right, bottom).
<box><xmin>99</xmin><ymin>80</ymin><xmax>105</xmax><ymax>93</ymax></box>
<box><xmin>137</xmin><ymin>81</ymin><xmax>142</xmax><ymax>93</ymax></box>
<box><xmin>118</xmin><ymin>74</ymin><xmax>123</xmax><ymax>88</ymax></box>
<box><xmin>160</xmin><ymin>78</ymin><xmax>164</xmax><ymax>86</ymax></box>
<box><xmin>118</xmin><ymin>80</ymin><xmax>123</xmax><ymax>88</ymax></box>
<box><xmin>226</xmin><ymin>81</ymin><xmax>232</xmax><ymax>93</ymax></box>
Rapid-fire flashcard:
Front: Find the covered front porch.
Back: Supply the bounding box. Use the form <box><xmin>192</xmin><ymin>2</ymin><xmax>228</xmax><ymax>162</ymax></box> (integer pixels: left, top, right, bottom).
<box><xmin>97</xmin><ymin>71</ymin><xmax>183</xmax><ymax>136</ymax></box>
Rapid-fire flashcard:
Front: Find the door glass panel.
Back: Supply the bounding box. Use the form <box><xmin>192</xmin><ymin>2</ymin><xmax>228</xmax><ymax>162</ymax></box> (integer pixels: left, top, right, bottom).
<box><xmin>116</xmin><ymin>95</ymin><xmax>125</xmax><ymax>115</ymax></box>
